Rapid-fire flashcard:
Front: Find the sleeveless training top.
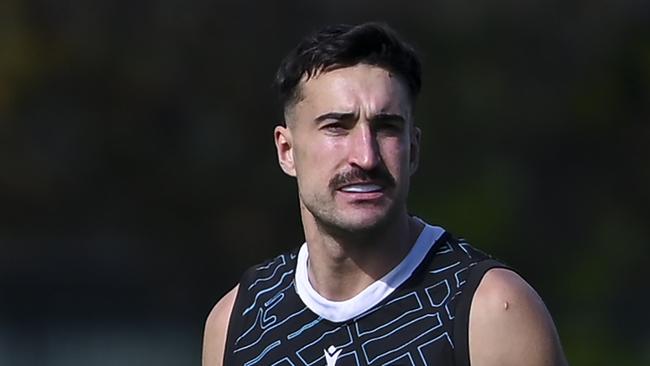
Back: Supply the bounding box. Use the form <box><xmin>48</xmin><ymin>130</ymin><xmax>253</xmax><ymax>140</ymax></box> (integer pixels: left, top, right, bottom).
<box><xmin>224</xmin><ymin>223</ymin><xmax>508</xmax><ymax>366</ymax></box>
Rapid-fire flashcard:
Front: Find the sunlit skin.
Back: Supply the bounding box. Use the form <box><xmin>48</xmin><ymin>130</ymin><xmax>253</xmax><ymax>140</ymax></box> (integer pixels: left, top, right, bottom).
<box><xmin>203</xmin><ymin>65</ymin><xmax>568</xmax><ymax>366</ymax></box>
<box><xmin>274</xmin><ymin>64</ymin><xmax>423</xmax><ymax>300</ymax></box>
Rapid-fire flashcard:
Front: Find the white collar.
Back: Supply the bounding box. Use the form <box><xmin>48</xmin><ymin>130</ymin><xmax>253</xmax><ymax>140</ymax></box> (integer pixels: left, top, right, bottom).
<box><xmin>294</xmin><ymin>221</ymin><xmax>444</xmax><ymax>322</ymax></box>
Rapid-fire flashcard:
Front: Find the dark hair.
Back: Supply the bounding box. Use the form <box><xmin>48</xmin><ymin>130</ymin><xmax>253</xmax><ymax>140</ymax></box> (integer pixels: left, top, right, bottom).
<box><xmin>274</xmin><ymin>22</ymin><xmax>422</xmax><ymax>111</ymax></box>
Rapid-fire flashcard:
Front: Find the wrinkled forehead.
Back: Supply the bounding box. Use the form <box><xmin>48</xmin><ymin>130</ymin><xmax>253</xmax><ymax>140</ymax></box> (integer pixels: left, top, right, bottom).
<box><xmin>289</xmin><ymin>64</ymin><xmax>413</xmax><ymax>121</ymax></box>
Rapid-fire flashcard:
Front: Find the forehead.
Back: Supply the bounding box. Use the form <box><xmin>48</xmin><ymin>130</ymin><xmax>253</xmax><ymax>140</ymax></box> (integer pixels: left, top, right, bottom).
<box><xmin>291</xmin><ymin>64</ymin><xmax>411</xmax><ymax>118</ymax></box>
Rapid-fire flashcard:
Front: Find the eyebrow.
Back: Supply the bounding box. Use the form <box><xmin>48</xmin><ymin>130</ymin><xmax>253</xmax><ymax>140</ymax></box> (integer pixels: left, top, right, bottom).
<box><xmin>314</xmin><ymin>112</ymin><xmax>356</xmax><ymax>122</ymax></box>
<box><xmin>314</xmin><ymin>112</ymin><xmax>406</xmax><ymax>123</ymax></box>
<box><xmin>371</xmin><ymin>113</ymin><xmax>406</xmax><ymax>124</ymax></box>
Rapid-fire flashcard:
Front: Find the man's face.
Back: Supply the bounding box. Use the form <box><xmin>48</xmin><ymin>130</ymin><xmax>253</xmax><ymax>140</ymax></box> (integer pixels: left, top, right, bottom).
<box><xmin>274</xmin><ymin>64</ymin><xmax>420</xmax><ymax>233</ymax></box>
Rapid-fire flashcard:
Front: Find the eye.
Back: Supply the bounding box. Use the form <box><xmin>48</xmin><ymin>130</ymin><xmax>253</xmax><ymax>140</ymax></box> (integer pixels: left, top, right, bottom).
<box><xmin>376</xmin><ymin>120</ymin><xmax>403</xmax><ymax>135</ymax></box>
<box><xmin>321</xmin><ymin>122</ymin><xmax>348</xmax><ymax>135</ymax></box>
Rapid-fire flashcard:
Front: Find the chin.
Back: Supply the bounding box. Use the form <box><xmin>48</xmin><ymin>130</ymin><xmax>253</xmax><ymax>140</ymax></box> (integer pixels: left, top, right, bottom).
<box><xmin>327</xmin><ymin>210</ymin><xmax>395</xmax><ymax>234</ymax></box>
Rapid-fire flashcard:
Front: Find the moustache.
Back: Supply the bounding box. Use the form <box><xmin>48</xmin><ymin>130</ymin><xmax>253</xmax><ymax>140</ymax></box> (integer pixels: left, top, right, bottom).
<box><xmin>328</xmin><ymin>166</ymin><xmax>396</xmax><ymax>191</ymax></box>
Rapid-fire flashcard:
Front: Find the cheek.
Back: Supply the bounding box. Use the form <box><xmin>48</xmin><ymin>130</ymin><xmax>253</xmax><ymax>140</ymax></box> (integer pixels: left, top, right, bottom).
<box><xmin>380</xmin><ymin>139</ymin><xmax>409</xmax><ymax>170</ymax></box>
<box><xmin>297</xmin><ymin>135</ymin><xmax>341</xmax><ymax>162</ymax></box>
<box><xmin>293</xmin><ymin>139</ymin><xmax>338</xmax><ymax>179</ymax></box>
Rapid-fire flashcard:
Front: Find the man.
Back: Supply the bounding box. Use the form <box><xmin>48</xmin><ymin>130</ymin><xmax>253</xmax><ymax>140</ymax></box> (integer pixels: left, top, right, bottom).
<box><xmin>203</xmin><ymin>22</ymin><xmax>567</xmax><ymax>366</ymax></box>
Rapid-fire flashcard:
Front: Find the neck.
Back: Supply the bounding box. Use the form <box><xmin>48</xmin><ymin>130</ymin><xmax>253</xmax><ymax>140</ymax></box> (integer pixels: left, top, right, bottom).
<box><xmin>300</xmin><ymin>207</ymin><xmax>424</xmax><ymax>301</ymax></box>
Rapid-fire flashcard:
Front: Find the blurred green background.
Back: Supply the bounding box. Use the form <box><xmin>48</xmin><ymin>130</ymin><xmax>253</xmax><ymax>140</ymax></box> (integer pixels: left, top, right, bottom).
<box><xmin>1</xmin><ymin>0</ymin><xmax>648</xmax><ymax>365</ymax></box>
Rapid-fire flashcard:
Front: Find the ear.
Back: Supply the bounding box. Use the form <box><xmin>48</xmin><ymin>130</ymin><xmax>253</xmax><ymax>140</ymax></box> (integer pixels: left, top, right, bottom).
<box><xmin>409</xmin><ymin>126</ymin><xmax>421</xmax><ymax>175</ymax></box>
<box><xmin>274</xmin><ymin>125</ymin><xmax>296</xmax><ymax>177</ymax></box>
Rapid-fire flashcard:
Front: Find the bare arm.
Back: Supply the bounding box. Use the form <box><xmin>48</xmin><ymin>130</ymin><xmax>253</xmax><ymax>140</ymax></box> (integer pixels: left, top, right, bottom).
<box><xmin>469</xmin><ymin>268</ymin><xmax>568</xmax><ymax>366</ymax></box>
<box><xmin>202</xmin><ymin>285</ymin><xmax>239</xmax><ymax>366</ymax></box>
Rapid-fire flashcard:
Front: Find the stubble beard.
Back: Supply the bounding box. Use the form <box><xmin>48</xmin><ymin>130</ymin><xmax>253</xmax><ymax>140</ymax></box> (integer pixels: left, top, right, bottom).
<box><xmin>298</xmin><ymin>163</ymin><xmax>410</xmax><ymax>241</ymax></box>
<box><xmin>299</xmin><ymin>187</ymin><xmax>406</xmax><ymax>241</ymax></box>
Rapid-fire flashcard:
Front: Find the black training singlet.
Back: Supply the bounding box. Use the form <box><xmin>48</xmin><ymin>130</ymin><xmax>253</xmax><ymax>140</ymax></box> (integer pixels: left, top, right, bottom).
<box><xmin>223</xmin><ymin>224</ymin><xmax>508</xmax><ymax>366</ymax></box>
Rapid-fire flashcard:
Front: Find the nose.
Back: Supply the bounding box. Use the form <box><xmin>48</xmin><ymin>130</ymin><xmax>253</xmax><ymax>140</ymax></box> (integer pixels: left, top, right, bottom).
<box><xmin>348</xmin><ymin>123</ymin><xmax>380</xmax><ymax>170</ymax></box>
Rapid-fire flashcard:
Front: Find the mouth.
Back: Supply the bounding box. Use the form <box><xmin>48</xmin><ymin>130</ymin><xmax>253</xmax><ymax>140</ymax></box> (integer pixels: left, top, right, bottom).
<box><xmin>337</xmin><ymin>182</ymin><xmax>384</xmax><ymax>193</ymax></box>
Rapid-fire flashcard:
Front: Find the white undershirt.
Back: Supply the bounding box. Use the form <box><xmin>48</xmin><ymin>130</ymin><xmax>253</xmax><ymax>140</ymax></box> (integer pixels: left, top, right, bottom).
<box><xmin>294</xmin><ymin>221</ymin><xmax>445</xmax><ymax>322</ymax></box>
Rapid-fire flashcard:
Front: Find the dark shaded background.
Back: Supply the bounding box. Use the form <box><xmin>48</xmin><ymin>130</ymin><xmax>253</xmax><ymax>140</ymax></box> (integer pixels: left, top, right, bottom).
<box><xmin>1</xmin><ymin>0</ymin><xmax>649</xmax><ymax>365</ymax></box>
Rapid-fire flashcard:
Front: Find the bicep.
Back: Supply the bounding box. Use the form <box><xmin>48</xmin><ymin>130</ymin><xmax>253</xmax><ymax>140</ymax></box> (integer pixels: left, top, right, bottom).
<box><xmin>202</xmin><ymin>285</ymin><xmax>239</xmax><ymax>366</ymax></box>
<box><xmin>468</xmin><ymin>268</ymin><xmax>567</xmax><ymax>366</ymax></box>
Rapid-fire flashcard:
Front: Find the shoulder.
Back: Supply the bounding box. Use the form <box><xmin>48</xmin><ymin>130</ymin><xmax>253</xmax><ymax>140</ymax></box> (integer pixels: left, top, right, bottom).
<box><xmin>468</xmin><ymin>268</ymin><xmax>568</xmax><ymax>366</ymax></box>
<box><xmin>202</xmin><ymin>285</ymin><xmax>239</xmax><ymax>366</ymax></box>
<box><xmin>201</xmin><ymin>250</ymin><xmax>299</xmax><ymax>366</ymax></box>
